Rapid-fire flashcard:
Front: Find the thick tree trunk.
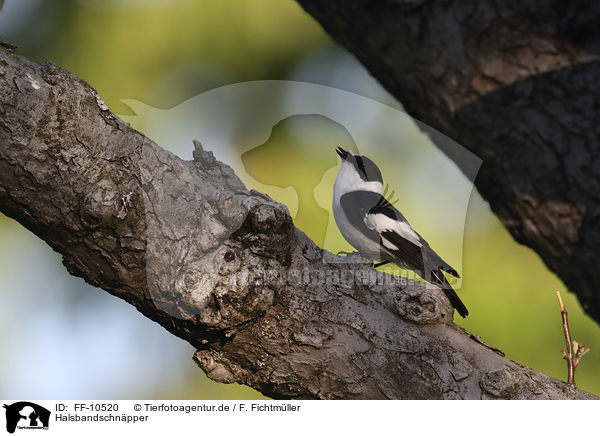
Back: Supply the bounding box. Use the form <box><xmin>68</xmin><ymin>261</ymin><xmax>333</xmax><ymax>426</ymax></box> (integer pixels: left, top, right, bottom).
<box><xmin>295</xmin><ymin>0</ymin><xmax>600</xmax><ymax>324</ymax></box>
<box><xmin>0</xmin><ymin>43</ymin><xmax>595</xmax><ymax>399</ymax></box>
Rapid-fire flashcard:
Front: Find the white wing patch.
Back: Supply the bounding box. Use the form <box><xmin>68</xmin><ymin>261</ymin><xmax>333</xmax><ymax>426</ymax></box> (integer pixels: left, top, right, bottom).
<box><xmin>364</xmin><ymin>212</ymin><xmax>423</xmax><ymax>247</ymax></box>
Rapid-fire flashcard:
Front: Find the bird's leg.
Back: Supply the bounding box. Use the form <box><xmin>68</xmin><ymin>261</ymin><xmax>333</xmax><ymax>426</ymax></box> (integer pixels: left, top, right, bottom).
<box><xmin>373</xmin><ymin>261</ymin><xmax>391</xmax><ymax>268</ymax></box>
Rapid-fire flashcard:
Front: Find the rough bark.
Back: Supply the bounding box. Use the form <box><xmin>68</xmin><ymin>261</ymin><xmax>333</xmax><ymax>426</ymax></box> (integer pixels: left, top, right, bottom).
<box><xmin>0</xmin><ymin>43</ymin><xmax>595</xmax><ymax>399</ymax></box>
<box><xmin>295</xmin><ymin>0</ymin><xmax>600</xmax><ymax>324</ymax></box>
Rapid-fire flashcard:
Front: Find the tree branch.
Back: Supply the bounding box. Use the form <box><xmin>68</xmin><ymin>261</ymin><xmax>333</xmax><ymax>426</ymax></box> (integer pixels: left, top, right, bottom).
<box><xmin>0</xmin><ymin>44</ymin><xmax>595</xmax><ymax>399</ymax></box>
<box><xmin>295</xmin><ymin>0</ymin><xmax>600</xmax><ymax>325</ymax></box>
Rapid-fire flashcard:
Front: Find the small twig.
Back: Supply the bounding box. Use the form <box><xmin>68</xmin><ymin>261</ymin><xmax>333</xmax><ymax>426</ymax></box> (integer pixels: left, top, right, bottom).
<box><xmin>556</xmin><ymin>291</ymin><xmax>589</xmax><ymax>388</ymax></box>
<box><xmin>556</xmin><ymin>291</ymin><xmax>574</xmax><ymax>386</ymax></box>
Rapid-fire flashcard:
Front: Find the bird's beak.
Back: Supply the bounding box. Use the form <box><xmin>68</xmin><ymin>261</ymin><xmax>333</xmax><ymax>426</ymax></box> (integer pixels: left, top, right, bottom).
<box><xmin>336</xmin><ymin>146</ymin><xmax>349</xmax><ymax>160</ymax></box>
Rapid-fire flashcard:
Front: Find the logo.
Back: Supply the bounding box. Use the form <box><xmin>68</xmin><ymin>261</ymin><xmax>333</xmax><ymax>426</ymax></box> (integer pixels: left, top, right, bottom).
<box><xmin>120</xmin><ymin>80</ymin><xmax>481</xmax><ymax>318</ymax></box>
<box><xmin>3</xmin><ymin>402</ymin><xmax>50</xmax><ymax>434</ymax></box>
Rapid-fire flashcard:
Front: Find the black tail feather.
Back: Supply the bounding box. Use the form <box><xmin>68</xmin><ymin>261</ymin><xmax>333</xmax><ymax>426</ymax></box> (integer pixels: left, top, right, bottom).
<box><xmin>430</xmin><ymin>269</ymin><xmax>468</xmax><ymax>318</ymax></box>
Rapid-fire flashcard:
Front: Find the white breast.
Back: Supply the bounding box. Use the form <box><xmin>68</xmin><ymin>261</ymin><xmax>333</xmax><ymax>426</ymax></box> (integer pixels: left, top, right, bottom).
<box><xmin>332</xmin><ymin>161</ymin><xmax>384</xmax><ymax>258</ymax></box>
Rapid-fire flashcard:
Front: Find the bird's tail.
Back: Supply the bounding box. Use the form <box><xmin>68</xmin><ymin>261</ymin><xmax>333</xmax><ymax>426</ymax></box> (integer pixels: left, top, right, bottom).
<box><xmin>430</xmin><ymin>269</ymin><xmax>469</xmax><ymax>318</ymax></box>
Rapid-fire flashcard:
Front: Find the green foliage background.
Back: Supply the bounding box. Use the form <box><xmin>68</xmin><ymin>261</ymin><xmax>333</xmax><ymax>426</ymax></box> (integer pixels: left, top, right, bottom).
<box><xmin>0</xmin><ymin>0</ymin><xmax>598</xmax><ymax>398</ymax></box>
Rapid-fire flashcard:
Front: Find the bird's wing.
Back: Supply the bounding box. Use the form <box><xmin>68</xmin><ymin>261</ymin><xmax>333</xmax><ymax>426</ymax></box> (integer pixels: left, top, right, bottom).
<box><xmin>378</xmin><ymin>229</ymin><xmax>426</xmax><ymax>273</ymax></box>
<box><xmin>339</xmin><ymin>190</ymin><xmax>384</xmax><ymax>244</ymax></box>
<box><xmin>365</xmin><ymin>198</ymin><xmax>423</xmax><ymax>247</ymax></box>
<box><xmin>340</xmin><ymin>190</ymin><xmax>425</xmax><ymax>270</ymax></box>
<box><xmin>341</xmin><ymin>191</ymin><xmax>460</xmax><ymax>278</ymax></box>
<box><xmin>368</xmin><ymin>208</ymin><xmax>427</xmax><ymax>272</ymax></box>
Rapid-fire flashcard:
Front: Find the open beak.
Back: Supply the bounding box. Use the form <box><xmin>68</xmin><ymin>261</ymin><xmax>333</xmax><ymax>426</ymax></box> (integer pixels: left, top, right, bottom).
<box><xmin>336</xmin><ymin>146</ymin><xmax>349</xmax><ymax>160</ymax></box>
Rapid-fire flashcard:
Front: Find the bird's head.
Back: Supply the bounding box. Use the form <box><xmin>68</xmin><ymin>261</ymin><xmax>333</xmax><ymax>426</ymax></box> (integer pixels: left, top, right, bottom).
<box><xmin>336</xmin><ymin>146</ymin><xmax>383</xmax><ymax>185</ymax></box>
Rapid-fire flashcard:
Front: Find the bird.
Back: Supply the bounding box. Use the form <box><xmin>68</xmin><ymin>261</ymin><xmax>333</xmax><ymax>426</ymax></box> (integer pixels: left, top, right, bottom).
<box><xmin>332</xmin><ymin>146</ymin><xmax>469</xmax><ymax>317</ymax></box>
